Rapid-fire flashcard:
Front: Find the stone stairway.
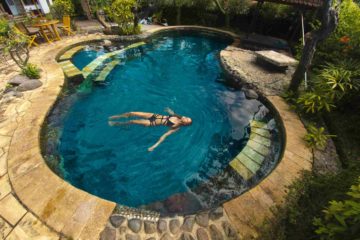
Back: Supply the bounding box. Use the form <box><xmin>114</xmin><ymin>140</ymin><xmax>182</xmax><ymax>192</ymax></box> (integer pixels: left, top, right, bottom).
<box><xmin>58</xmin><ymin>45</ymin><xmax>85</xmax><ymax>61</ymax></box>
<box><xmin>94</xmin><ymin>59</ymin><xmax>121</xmax><ymax>82</ymax></box>
<box><xmin>229</xmin><ymin>120</ymin><xmax>271</xmax><ymax>180</ymax></box>
<box><xmin>58</xmin><ymin>41</ymin><xmax>146</xmax><ymax>88</ymax></box>
<box><xmin>82</xmin><ymin>41</ymin><xmax>146</xmax><ymax>79</ymax></box>
<box><xmin>58</xmin><ymin>60</ymin><xmax>83</xmax><ymax>83</ymax></box>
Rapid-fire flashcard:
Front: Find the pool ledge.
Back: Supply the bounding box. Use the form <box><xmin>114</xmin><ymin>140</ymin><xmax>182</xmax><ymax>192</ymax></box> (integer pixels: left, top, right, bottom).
<box><xmin>2</xmin><ymin>26</ymin><xmax>312</xmax><ymax>240</ymax></box>
<box><xmin>220</xmin><ymin>45</ymin><xmax>313</xmax><ymax>238</ymax></box>
<box><xmin>3</xmin><ymin>34</ymin><xmax>117</xmax><ymax>240</ymax></box>
<box><xmin>223</xmin><ymin>95</ymin><xmax>312</xmax><ymax>239</ymax></box>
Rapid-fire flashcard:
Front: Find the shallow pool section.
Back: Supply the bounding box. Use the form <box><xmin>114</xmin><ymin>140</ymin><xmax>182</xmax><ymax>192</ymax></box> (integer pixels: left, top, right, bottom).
<box><xmin>44</xmin><ymin>31</ymin><xmax>283</xmax><ymax>215</ymax></box>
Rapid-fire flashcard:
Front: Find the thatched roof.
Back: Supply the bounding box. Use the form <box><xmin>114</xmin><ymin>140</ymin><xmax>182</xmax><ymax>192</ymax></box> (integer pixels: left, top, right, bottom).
<box><xmin>262</xmin><ymin>0</ymin><xmax>324</xmax><ymax>8</ymax></box>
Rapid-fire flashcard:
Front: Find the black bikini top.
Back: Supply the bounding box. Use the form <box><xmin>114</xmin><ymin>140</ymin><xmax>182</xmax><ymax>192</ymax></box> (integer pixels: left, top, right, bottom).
<box><xmin>149</xmin><ymin>114</ymin><xmax>182</xmax><ymax>127</ymax></box>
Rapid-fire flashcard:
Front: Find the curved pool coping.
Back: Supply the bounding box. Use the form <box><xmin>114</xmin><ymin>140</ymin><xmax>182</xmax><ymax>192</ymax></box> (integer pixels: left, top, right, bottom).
<box><xmin>6</xmin><ymin>26</ymin><xmax>312</xmax><ymax>239</ymax></box>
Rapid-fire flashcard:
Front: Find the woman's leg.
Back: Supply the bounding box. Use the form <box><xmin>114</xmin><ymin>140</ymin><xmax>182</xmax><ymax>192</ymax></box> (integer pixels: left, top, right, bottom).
<box><xmin>109</xmin><ymin>112</ymin><xmax>155</xmax><ymax>120</ymax></box>
<box><xmin>109</xmin><ymin>119</ymin><xmax>151</xmax><ymax>127</ymax></box>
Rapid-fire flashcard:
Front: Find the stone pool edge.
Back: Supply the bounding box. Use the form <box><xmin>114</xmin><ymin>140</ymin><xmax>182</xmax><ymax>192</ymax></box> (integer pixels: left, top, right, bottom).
<box><xmin>4</xmin><ymin>26</ymin><xmax>312</xmax><ymax>240</ymax></box>
<box><xmin>220</xmin><ymin>47</ymin><xmax>313</xmax><ymax>238</ymax></box>
<box><xmin>2</xmin><ymin>26</ymin><xmax>239</xmax><ymax>240</ymax></box>
<box><xmin>4</xmin><ymin>34</ymin><xmax>117</xmax><ymax>240</ymax></box>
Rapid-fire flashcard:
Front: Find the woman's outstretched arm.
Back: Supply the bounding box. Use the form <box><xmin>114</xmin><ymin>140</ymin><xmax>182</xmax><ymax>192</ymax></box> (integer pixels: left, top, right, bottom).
<box><xmin>164</xmin><ymin>107</ymin><xmax>175</xmax><ymax>115</ymax></box>
<box><xmin>148</xmin><ymin>128</ymin><xmax>179</xmax><ymax>152</ymax></box>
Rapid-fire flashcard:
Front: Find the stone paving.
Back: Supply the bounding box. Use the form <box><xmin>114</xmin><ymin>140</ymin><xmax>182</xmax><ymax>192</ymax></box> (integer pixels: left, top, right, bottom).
<box><xmin>0</xmin><ymin>34</ymin><xmax>116</xmax><ymax>240</ymax></box>
<box><xmin>101</xmin><ymin>207</ymin><xmax>239</xmax><ymax>240</ymax></box>
<box><xmin>0</xmin><ymin>26</ymin><xmax>312</xmax><ymax>240</ymax></box>
<box><xmin>220</xmin><ymin>46</ymin><xmax>296</xmax><ymax>96</ymax></box>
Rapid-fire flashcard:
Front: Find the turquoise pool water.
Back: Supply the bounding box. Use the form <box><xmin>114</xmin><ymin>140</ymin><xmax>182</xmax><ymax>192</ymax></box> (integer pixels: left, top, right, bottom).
<box><xmin>45</xmin><ymin>31</ymin><xmax>282</xmax><ymax>214</ymax></box>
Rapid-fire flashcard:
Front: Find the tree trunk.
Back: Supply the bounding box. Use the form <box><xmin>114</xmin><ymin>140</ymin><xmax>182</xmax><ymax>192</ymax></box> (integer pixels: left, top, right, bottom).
<box><xmin>289</xmin><ymin>0</ymin><xmax>339</xmax><ymax>93</ymax></box>
<box><xmin>289</xmin><ymin>34</ymin><xmax>317</xmax><ymax>92</ymax></box>
<box><xmin>9</xmin><ymin>45</ymin><xmax>29</xmax><ymax>69</ymax></box>
<box><xmin>134</xmin><ymin>14</ymin><xmax>139</xmax><ymax>28</ymax></box>
<box><xmin>132</xmin><ymin>7</ymin><xmax>139</xmax><ymax>29</ymax></box>
<box><xmin>213</xmin><ymin>0</ymin><xmax>230</xmax><ymax>28</ymax></box>
<box><xmin>225</xmin><ymin>13</ymin><xmax>230</xmax><ymax>28</ymax></box>
<box><xmin>248</xmin><ymin>0</ymin><xmax>264</xmax><ymax>35</ymax></box>
<box><xmin>80</xmin><ymin>0</ymin><xmax>92</xmax><ymax>20</ymax></box>
<box><xmin>176</xmin><ymin>6</ymin><xmax>181</xmax><ymax>25</ymax></box>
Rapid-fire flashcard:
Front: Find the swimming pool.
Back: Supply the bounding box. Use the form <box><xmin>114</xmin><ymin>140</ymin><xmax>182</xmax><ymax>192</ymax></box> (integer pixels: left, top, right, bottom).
<box><xmin>44</xmin><ymin>30</ymin><xmax>283</xmax><ymax>215</ymax></box>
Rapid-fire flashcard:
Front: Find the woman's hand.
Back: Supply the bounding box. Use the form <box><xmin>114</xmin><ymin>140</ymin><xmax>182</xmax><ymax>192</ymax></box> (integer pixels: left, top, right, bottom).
<box><xmin>164</xmin><ymin>107</ymin><xmax>175</xmax><ymax>115</ymax></box>
<box><xmin>147</xmin><ymin>128</ymin><xmax>179</xmax><ymax>152</ymax></box>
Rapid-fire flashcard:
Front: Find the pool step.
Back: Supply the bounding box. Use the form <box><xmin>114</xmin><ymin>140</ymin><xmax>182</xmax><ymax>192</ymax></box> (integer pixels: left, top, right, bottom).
<box><xmin>82</xmin><ymin>41</ymin><xmax>146</xmax><ymax>78</ymax></box>
<box><xmin>94</xmin><ymin>60</ymin><xmax>120</xmax><ymax>82</ymax></box>
<box><xmin>58</xmin><ymin>45</ymin><xmax>85</xmax><ymax>62</ymax></box>
<box><xmin>250</xmin><ymin>120</ymin><xmax>270</xmax><ymax>130</ymax></box>
<box><xmin>229</xmin><ymin>120</ymin><xmax>272</xmax><ymax>180</ymax></box>
<box><xmin>58</xmin><ymin>60</ymin><xmax>84</xmax><ymax>83</ymax></box>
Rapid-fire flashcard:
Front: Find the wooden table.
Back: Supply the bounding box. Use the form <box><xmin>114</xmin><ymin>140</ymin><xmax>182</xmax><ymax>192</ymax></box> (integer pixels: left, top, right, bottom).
<box><xmin>32</xmin><ymin>20</ymin><xmax>61</xmax><ymax>43</ymax></box>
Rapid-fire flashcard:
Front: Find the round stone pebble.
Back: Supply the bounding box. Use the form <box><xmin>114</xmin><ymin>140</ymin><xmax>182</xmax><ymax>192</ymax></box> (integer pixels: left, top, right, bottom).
<box><xmin>144</xmin><ymin>221</ymin><xmax>157</xmax><ymax>234</ymax></box>
<box><xmin>125</xmin><ymin>233</ymin><xmax>140</xmax><ymax>240</ymax></box>
<box><xmin>209</xmin><ymin>224</ymin><xmax>224</xmax><ymax>240</ymax></box>
<box><xmin>181</xmin><ymin>216</ymin><xmax>195</xmax><ymax>232</ymax></box>
<box><xmin>8</xmin><ymin>75</ymin><xmax>29</xmax><ymax>85</ymax></box>
<box><xmin>196</xmin><ymin>228</ymin><xmax>209</xmax><ymax>240</ymax></box>
<box><xmin>17</xmin><ymin>80</ymin><xmax>42</xmax><ymax>92</ymax></box>
<box><xmin>222</xmin><ymin>221</ymin><xmax>239</xmax><ymax>239</ymax></box>
<box><xmin>110</xmin><ymin>215</ymin><xmax>126</xmax><ymax>228</ymax></box>
<box><xmin>195</xmin><ymin>212</ymin><xmax>209</xmax><ymax>227</ymax></box>
<box><xmin>169</xmin><ymin>219</ymin><xmax>181</xmax><ymax>234</ymax></box>
<box><xmin>157</xmin><ymin>219</ymin><xmax>167</xmax><ymax>233</ymax></box>
<box><xmin>128</xmin><ymin>219</ymin><xmax>142</xmax><ymax>233</ymax></box>
<box><xmin>209</xmin><ymin>207</ymin><xmax>223</xmax><ymax>221</ymax></box>
<box><xmin>100</xmin><ymin>226</ymin><xmax>116</xmax><ymax>240</ymax></box>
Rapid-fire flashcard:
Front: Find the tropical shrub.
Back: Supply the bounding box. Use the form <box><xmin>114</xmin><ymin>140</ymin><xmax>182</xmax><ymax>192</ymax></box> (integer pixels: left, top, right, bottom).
<box><xmin>313</xmin><ymin>0</ymin><xmax>360</xmax><ymax>65</ymax></box>
<box><xmin>313</xmin><ymin>177</ymin><xmax>360</xmax><ymax>240</ymax></box>
<box><xmin>320</xmin><ymin>64</ymin><xmax>356</xmax><ymax>92</ymax></box>
<box><xmin>258</xmin><ymin>2</ymin><xmax>294</xmax><ymax>20</ymax></box>
<box><xmin>318</xmin><ymin>60</ymin><xmax>360</xmax><ymax>99</ymax></box>
<box><xmin>21</xmin><ymin>63</ymin><xmax>41</xmax><ymax>79</ymax></box>
<box><xmin>295</xmin><ymin>58</ymin><xmax>360</xmax><ymax>114</ymax></box>
<box><xmin>304</xmin><ymin>124</ymin><xmax>335</xmax><ymax>149</ymax></box>
<box><xmin>105</xmin><ymin>0</ymin><xmax>140</xmax><ymax>35</ymax></box>
<box><xmin>258</xmin><ymin>165</ymin><xmax>360</xmax><ymax>240</ymax></box>
<box><xmin>50</xmin><ymin>0</ymin><xmax>75</xmax><ymax>19</ymax></box>
<box><xmin>0</xmin><ymin>18</ymin><xmax>32</xmax><ymax>69</ymax></box>
<box><xmin>224</xmin><ymin>0</ymin><xmax>251</xmax><ymax>15</ymax></box>
<box><xmin>296</xmin><ymin>90</ymin><xmax>335</xmax><ymax>113</ymax></box>
<box><xmin>0</xmin><ymin>18</ymin><xmax>10</xmax><ymax>36</ymax></box>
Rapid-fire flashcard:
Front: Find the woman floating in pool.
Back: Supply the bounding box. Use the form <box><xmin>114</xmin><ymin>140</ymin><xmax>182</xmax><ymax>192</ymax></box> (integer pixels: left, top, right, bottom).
<box><xmin>109</xmin><ymin>108</ymin><xmax>192</xmax><ymax>152</ymax></box>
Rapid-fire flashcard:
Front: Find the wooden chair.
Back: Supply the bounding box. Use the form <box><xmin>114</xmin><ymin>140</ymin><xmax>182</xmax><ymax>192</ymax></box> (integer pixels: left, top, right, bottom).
<box><xmin>58</xmin><ymin>16</ymin><xmax>74</xmax><ymax>36</ymax></box>
<box><xmin>14</xmin><ymin>22</ymin><xmax>40</xmax><ymax>48</ymax></box>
